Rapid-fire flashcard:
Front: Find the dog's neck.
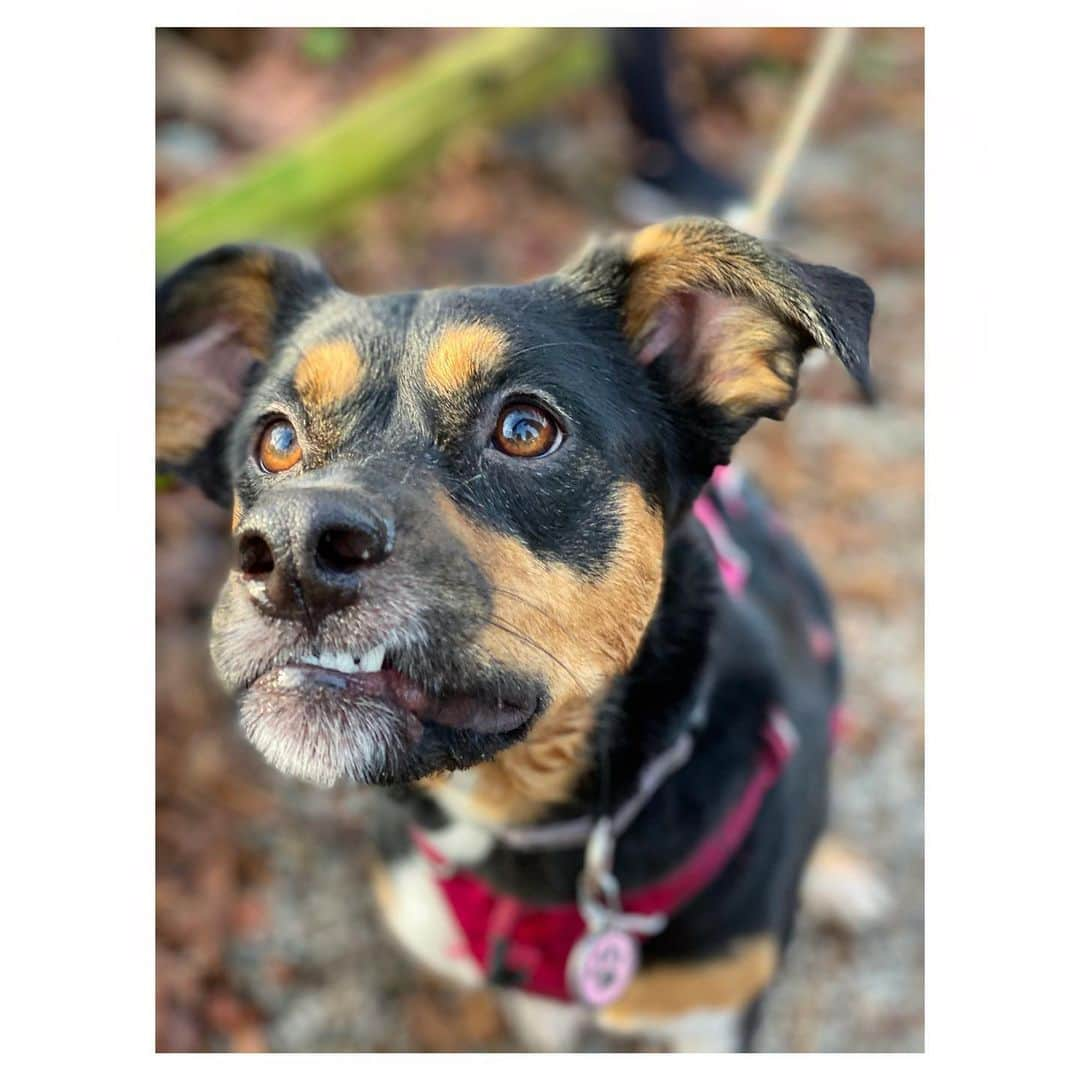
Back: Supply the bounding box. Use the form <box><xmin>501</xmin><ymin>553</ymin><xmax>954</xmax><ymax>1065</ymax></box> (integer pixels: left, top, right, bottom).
<box><xmin>579</xmin><ymin>514</ymin><xmax>726</xmax><ymax>809</ymax></box>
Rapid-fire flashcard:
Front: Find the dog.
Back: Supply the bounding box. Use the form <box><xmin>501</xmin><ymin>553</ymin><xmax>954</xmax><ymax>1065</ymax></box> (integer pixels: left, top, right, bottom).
<box><xmin>156</xmin><ymin>216</ymin><xmax>875</xmax><ymax>1051</ymax></box>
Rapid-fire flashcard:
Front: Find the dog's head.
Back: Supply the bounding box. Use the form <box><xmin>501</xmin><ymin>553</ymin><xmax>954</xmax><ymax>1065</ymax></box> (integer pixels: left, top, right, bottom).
<box><xmin>157</xmin><ymin>218</ymin><xmax>872</xmax><ymax>791</ymax></box>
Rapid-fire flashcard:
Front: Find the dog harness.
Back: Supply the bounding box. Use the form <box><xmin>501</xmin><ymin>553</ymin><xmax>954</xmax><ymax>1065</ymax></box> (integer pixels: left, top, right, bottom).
<box><xmin>411</xmin><ymin>466</ymin><xmax>842</xmax><ymax>1006</ymax></box>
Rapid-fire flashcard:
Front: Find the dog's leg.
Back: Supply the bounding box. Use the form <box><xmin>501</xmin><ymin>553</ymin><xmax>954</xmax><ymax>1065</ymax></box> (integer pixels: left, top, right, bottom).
<box><xmin>594</xmin><ymin>934</ymin><xmax>777</xmax><ymax>1052</ymax></box>
<box><xmin>498</xmin><ymin>989</ymin><xmax>589</xmax><ymax>1052</ymax></box>
<box><xmin>370</xmin><ymin>852</ymin><xmax>484</xmax><ymax>988</ymax></box>
<box><xmin>641</xmin><ymin>1008</ymin><xmax>746</xmax><ymax>1052</ymax></box>
<box><xmin>800</xmin><ymin>833</ymin><xmax>892</xmax><ymax>934</ymax></box>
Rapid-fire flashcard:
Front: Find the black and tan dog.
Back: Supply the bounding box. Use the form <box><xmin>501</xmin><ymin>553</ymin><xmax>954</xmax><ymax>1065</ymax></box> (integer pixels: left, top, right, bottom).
<box><xmin>156</xmin><ymin>217</ymin><xmax>875</xmax><ymax>1051</ymax></box>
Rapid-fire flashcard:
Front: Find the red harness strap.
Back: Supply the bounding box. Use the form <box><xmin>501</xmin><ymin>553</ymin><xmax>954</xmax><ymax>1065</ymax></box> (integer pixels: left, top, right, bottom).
<box><xmin>411</xmin><ymin>710</ymin><xmax>798</xmax><ymax>1001</ymax></box>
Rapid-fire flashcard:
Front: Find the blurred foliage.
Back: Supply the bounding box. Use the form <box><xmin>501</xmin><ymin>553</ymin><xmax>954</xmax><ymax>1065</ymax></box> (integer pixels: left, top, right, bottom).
<box><xmin>301</xmin><ymin>27</ymin><xmax>349</xmax><ymax>66</ymax></box>
<box><xmin>156</xmin><ymin>28</ymin><xmax>603</xmax><ymax>270</ymax></box>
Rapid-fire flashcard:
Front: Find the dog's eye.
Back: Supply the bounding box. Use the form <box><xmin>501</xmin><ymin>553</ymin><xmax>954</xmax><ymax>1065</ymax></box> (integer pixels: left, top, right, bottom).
<box><xmin>257</xmin><ymin>419</ymin><xmax>302</xmax><ymax>473</ymax></box>
<box><xmin>492</xmin><ymin>403</ymin><xmax>562</xmax><ymax>458</ymax></box>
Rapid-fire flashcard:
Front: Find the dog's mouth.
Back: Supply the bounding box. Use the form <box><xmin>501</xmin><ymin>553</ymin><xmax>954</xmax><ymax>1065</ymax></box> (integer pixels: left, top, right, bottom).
<box><xmin>250</xmin><ymin>645</ymin><xmax>535</xmax><ymax>735</ymax></box>
<box><xmin>231</xmin><ymin>638</ymin><xmax>540</xmax><ymax>786</ymax></box>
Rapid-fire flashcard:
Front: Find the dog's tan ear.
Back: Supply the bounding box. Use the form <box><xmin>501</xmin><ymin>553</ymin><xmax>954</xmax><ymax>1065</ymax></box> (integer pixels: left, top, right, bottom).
<box><xmin>156</xmin><ymin>244</ymin><xmax>332</xmax><ymax>503</ymax></box>
<box><xmin>563</xmin><ymin>217</ymin><xmax>873</xmax><ymax>439</ymax></box>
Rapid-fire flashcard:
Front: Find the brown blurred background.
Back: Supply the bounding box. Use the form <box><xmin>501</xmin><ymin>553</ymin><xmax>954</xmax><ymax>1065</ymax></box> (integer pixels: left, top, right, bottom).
<box><xmin>156</xmin><ymin>27</ymin><xmax>923</xmax><ymax>1051</ymax></box>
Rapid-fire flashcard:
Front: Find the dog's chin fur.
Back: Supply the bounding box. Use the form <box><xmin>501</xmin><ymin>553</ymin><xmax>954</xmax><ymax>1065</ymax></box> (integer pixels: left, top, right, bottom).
<box><xmin>236</xmin><ymin>678</ymin><xmax>541</xmax><ymax>787</ymax></box>
<box><xmin>238</xmin><ymin>674</ymin><xmax>411</xmax><ymax>787</ymax></box>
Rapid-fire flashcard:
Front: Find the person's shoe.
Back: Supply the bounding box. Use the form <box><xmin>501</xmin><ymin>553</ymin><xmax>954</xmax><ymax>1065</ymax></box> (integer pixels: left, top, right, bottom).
<box><xmin>616</xmin><ymin>148</ymin><xmax>750</xmax><ymax>225</ymax></box>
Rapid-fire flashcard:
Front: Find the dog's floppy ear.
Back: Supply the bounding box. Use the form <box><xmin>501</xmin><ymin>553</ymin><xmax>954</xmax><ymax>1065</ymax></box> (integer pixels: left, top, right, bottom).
<box><xmin>156</xmin><ymin>244</ymin><xmax>333</xmax><ymax>504</ymax></box>
<box><xmin>562</xmin><ymin>216</ymin><xmax>874</xmax><ymax>458</ymax></box>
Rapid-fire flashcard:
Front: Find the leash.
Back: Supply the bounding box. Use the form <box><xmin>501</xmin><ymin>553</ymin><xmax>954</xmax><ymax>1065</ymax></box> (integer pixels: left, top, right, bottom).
<box><xmin>731</xmin><ymin>27</ymin><xmax>856</xmax><ymax>238</ymax></box>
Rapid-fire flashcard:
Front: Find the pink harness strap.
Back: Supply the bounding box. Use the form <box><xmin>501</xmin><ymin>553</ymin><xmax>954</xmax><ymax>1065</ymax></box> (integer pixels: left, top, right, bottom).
<box><xmin>692</xmin><ymin>468</ymin><xmax>750</xmax><ymax>595</ymax></box>
<box><xmin>621</xmin><ymin>709</ymin><xmax>797</xmax><ymax>916</ymax></box>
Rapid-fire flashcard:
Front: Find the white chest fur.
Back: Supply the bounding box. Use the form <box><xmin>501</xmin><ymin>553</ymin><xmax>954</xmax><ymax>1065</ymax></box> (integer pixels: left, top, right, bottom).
<box><xmin>372</xmin><ymin>812</ymin><xmax>494</xmax><ymax>988</ymax></box>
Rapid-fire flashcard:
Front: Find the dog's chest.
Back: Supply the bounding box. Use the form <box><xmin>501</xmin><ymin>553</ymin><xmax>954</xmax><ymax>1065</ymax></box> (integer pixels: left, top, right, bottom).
<box><xmin>372</xmin><ymin>810</ymin><xmax>494</xmax><ymax>988</ymax></box>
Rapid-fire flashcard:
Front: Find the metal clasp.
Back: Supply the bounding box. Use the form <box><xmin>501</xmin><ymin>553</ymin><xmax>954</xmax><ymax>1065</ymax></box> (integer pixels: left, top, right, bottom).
<box><xmin>576</xmin><ymin>817</ymin><xmax>667</xmax><ymax>937</ymax></box>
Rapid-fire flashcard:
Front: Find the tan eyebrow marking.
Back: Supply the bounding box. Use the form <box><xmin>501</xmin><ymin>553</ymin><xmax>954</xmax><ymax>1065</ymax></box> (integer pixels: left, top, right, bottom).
<box><xmin>424</xmin><ymin>323</ymin><xmax>510</xmax><ymax>396</ymax></box>
<box><xmin>293</xmin><ymin>340</ymin><xmax>364</xmax><ymax>411</ymax></box>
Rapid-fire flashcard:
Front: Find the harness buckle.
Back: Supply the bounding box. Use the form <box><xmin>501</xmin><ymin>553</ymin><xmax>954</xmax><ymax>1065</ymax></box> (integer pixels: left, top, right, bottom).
<box><xmin>567</xmin><ymin>817</ymin><xmax>669</xmax><ymax>1007</ymax></box>
<box><xmin>578</xmin><ymin>815</ymin><xmax>668</xmax><ymax>936</ymax></box>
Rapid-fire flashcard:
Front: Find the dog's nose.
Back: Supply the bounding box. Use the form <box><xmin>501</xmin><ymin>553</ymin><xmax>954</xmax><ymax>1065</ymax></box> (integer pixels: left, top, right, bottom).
<box><xmin>235</xmin><ymin>488</ymin><xmax>393</xmax><ymax>621</ymax></box>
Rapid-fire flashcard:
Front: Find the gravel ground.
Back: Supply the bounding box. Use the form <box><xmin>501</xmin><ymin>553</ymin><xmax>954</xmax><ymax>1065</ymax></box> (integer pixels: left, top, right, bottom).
<box><xmin>156</xmin><ymin>27</ymin><xmax>923</xmax><ymax>1052</ymax></box>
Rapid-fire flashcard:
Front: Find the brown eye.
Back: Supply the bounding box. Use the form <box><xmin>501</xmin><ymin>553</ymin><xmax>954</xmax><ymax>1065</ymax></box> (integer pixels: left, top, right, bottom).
<box><xmin>492</xmin><ymin>403</ymin><xmax>562</xmax><ymax>458</ymax></box>
<box><xmin>257</xmin><ymin>419</ymin><xmax>302</xmax><ymax>473</ymax></box>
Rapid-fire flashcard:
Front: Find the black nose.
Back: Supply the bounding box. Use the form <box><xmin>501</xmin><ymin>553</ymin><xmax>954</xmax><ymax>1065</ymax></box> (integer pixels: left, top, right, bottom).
<box><xmin>236</xmin><ymin>488</ymin><xmax>393</xmax><ymax>622</ymax></box>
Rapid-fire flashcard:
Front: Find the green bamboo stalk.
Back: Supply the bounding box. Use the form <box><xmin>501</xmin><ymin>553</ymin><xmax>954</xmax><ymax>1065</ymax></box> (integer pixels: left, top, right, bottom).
<box><xmin>156</xmin><ymin>28</ymin><xmax>604</xmax><ymax>271</ymax></box>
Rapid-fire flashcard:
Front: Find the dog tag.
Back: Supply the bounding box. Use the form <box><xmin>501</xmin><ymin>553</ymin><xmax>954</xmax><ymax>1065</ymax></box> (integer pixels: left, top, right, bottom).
<box><xmin>566</xmin><ymin>926</ymin><xmax>639</xmax><ymax>1007</ymax></box>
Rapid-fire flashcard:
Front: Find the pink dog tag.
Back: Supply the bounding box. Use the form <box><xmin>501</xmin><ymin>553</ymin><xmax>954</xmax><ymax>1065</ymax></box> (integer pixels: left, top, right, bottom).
<box><xmin>566</xmin><ymin>927</ymin><xmax>639</xmax><ymax>1006</ymax></box>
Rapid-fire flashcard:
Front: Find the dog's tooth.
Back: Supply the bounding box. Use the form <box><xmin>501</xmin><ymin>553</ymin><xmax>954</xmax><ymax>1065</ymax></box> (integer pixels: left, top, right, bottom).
<box><xmin>331</xmin><ymin>651</ymin><xmax>358</xmax><ymax>673</ymax></box>
<box><xmin>296</xmin><ymin>651</ymin><xmax>354</xmax><ymax>674</ymax></box>
<box><xmin>290</xmin><ymin>650</ymin><xmax>378</xmax><ymax>674</ymax></box>
<box><xmin>357</xmin><ymin>645</ymin><xmax>386</xmax><ymax>673</ymax></box>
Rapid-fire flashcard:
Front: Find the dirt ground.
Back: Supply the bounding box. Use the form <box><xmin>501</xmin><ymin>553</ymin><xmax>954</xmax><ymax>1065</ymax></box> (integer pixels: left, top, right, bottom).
<box><xmin>156</xmin><ymin>27</ymin><xmax>924</xmax><ymax>1052</ymax></box>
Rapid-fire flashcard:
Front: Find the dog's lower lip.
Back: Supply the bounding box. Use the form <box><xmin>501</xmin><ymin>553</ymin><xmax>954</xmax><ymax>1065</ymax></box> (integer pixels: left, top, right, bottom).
<box><xmin>249</xmin><ymin>661</ymin><xmax>533</xmax><ymax>735</ymax></box>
